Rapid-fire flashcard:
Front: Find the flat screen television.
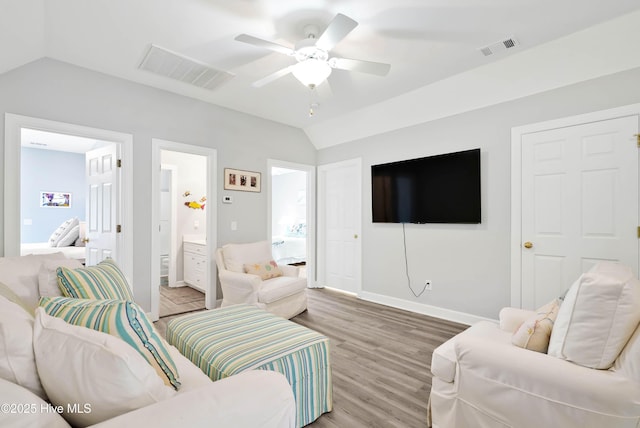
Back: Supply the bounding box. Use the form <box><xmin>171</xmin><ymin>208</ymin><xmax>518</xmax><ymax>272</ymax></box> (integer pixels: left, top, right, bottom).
<box><xmin>371</xmin><ymin>148</ymin><xmax>481</xmax><ymax>224</ymax></box>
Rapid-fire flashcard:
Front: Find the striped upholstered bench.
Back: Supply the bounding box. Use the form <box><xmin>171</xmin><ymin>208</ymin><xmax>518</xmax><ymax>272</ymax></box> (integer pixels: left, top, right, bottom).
<box><xmin>166</xmin><ymin>304</ymin><xmax>332</xmax><ymax>427</ymax></box>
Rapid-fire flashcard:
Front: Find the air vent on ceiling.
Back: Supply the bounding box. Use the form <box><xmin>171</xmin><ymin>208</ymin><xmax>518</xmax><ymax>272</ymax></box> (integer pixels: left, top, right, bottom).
<box><xmin>139</xmin><ymin>44</ymin><xmax>234</xmax><ymax>91</ymax></box>
<box><xmin>479</xmin><ymin>36</ymin><xmax>520</xmax><ymax>57</ymax></box>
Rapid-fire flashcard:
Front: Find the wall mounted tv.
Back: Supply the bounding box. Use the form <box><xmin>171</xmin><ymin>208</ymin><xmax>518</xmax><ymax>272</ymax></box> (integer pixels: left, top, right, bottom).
<box><xmin>371</xmin><ymin>148</ymin><xmax>481</xmax><ymax>224</ymax></box>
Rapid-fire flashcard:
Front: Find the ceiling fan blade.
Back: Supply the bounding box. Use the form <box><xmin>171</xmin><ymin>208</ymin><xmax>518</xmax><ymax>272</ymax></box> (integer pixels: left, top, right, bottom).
<box><xmin>315</xmin><ymin>13</ymin><xmax>358</xmax><ymax>51</ymax></box>
<box><xmin>330</xmin><ymin>57</ymin><xmax>391</xmax><ymax>76</ymax></box>
<box><xmin>251</xmin><ymin>66</ymin><xmax>294</xmax><ymax>88</ymax></box>
<box><xmin>234</xmin><ymin>34</ymin><xmax>295</xmax><ymax>56</ymax></box>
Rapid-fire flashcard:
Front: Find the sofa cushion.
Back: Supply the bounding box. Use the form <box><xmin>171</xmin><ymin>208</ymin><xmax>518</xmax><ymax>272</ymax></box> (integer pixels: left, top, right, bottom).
<box><xmin>0</xmin><ymin>294</ymin><xmax>46</xmax><ymax>399</ymax></box>
<box><xmin>613</xmin><ymin>322</ymin><xmax>640</xmax><ymax>383</ymax></box>
<box><xmin>56</xmin><ymin>258</ymin><xmax>134</xmax><ymax>300</ymax></box>
<box><xmin>548</xmin><ymin>262</ymin><xmax>640</xmax><ymax>369</ymax></box>
<box><xmin>511</xmin><ymin>298</ymin><xmax>560</xmax><ymax>353</ymax></box>
<box><xmin>38</xmin><ymin>258</ymin><xmax>84</xmax><ymax>298</ymax></box>
<box><xmin>0</xmin><ymin>377</ymin><xmax>71</xmax><ymax>428</ymax></box>
<box><xmin>40</xmin><ymin>297</ymin><xmax>180</xmax><ymax>389</ymax></box>
<box><xmin>33</xmin><ymin>308</ymin><xmax>175</xmax><ymax>427</ymax></box>
<box><xmin>257</xmin><ymin>276</ymin><xmax>307</xmax><ymax>304</ymax></box>
<box><xmin>222</xmin><ymin>241</ymin><xmax>272</xmax><ymax>273</ymax></box>
<box><xmin>0</xmin><ymin>253</ymin><xmax>66</xmax><ymax>310</ymax></box>
<box><xmin>48</xmin><ymin>217</ymin><xmax>79</xmax><ymax>247</ymax></box>
<box><xmin>244</xmin><ymin>260</ymin><xmax>283</xmax><ymax>280</ymax></box>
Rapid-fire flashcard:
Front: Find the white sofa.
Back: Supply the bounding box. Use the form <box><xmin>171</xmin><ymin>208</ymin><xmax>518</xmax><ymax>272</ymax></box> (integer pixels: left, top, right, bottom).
<box><xmin>0</xmin><ymin>253</ymin><xmax>296</xmax><ymax>428</ymax></box>
<box><xmin>430</xmin><ymin>262</ymin><xmax>640</xmax><ymax>428</ymax></box>
<box><xmin>216</xmin><ymin>241</ymin><xmax>307</xmax><ymax>319</ymax></box>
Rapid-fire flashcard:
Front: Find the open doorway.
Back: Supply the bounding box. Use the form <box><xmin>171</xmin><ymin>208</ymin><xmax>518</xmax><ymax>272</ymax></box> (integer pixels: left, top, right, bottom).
<box><xmin>268</xmin><ymin>160</ymin><xmax>316</xmax><ymax>288</ymax></box>
<box><xmin>4</xmin><ymin>114</ymin><xmax>133</xmax><ymax>281</ymax></box>
<box><xmin>150</xmin><ymin>139</ymin><xmax>217</xmax><ymax>321</ymax></box>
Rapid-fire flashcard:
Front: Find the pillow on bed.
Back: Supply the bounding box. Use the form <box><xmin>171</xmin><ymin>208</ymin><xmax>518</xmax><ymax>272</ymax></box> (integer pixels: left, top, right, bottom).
<box><xmin>56</xmin><ymin>225</ymin><xmax>80</xmax><ymax>247</ymax></box>
<box><xmin>48</xmin><ymin>217</ymin><xmax>79</xmax><ymax>247</ymax></box>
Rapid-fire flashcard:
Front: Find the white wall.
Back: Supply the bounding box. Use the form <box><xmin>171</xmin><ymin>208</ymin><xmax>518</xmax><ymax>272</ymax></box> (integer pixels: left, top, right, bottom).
<box><xmin>0</xmin><ymin>58</ymin><xmax>316</xmax><ymax>311</ymax></box>
<box><xmin>317</xmin><ymin>66</ymin><xmax>640</xmax><ymax>320</ymax></box>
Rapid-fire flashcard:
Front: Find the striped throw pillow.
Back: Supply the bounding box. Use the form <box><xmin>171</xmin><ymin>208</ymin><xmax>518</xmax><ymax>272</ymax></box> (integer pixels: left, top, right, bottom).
<box><xmin>57</xmin><ymin>258</ymin><xmax>134</xmax><ymax>300</ymax></box>
<box><xmin>39</xmin><ymin>297</ymin><xmax>181</xmax><ymax>390</ymax></box>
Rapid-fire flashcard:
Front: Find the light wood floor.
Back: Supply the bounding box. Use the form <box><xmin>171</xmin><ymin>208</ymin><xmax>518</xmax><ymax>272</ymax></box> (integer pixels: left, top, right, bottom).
<box><xmin>159</xmin><ymin>284</ymin><xmax>205</xmax><ymax>318</ymax></box>
<box><xmin>155</xmin><ymin>288</ymin><xmax>467</xmax><ymax>428</ymax></box>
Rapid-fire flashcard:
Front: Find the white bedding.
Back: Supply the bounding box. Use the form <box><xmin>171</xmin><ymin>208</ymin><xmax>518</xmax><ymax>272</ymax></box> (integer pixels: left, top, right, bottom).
<box><xmin>21</xmin><ymin>243</ymin><xmax>86</xmax><ymax>260</ymax></box>
<box><xmin>272</xmin><ymin>236</ymin><xmax>306</xmax><ymax>265</ymax></box>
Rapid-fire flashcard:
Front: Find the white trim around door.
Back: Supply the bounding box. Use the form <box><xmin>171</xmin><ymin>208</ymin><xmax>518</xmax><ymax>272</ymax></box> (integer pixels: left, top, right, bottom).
<box><xmin>150</xmin><ymin>139</ymin><xmax>217</xmax><ymax>321</ymax></box>
<box><xmin>3</xmin><ymin>113</ymin><xmax>133</xmax><ymax>282</ymax></box>
<box><xmin>511</xmin><ymin>103</ymin><xmax>640</xmax><ymax>308</ymax></box>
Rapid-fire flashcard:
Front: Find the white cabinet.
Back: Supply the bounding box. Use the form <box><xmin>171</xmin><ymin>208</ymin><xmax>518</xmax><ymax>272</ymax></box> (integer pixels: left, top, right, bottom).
<box><xmin>183</xmin><ymin>241</ymin><xmax>207</xmax><ymax>293</ymax></box>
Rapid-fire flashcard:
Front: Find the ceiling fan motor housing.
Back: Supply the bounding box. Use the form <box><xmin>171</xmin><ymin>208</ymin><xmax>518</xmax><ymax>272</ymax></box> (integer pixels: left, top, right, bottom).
<box><xmin>294</xmin><ymin>38</ymin><xmax>329</xmax><ymax>63</ymax></box>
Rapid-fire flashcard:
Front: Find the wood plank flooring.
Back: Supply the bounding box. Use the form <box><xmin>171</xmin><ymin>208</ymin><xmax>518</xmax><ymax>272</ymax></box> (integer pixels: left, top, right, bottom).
<box><xmin>159</xmin><ymin>284</ymin><xmax>205</xmax><ymax>318</ymax></box>
<box><xmin>155</xmin><ymin>288</ymin><xmax>467</xmax><ymax>428</ymax></box>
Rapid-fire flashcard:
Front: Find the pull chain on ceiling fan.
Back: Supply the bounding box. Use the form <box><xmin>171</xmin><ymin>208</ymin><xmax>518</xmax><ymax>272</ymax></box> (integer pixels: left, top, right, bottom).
<box><xmin>234</xmin><ymin>13</ymin><xmax>391</xmax><ymax>89</ymax></box>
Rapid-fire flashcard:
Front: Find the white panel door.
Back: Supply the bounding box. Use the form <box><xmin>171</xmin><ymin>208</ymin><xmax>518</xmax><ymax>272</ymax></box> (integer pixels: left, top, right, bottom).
<box><xmin>318</xmin><ymin>159</ymin><xmax>361</xmax><ymax>294</ymax></box>
<box><xmin>85</xmin><ymin>145</ymin><xmax>119</xmax><ymax>266</ymax></box>
<box><xmin>521</xmin><ymin>116</ymin><xmax>638</xmax><ymax>308</ymax></box>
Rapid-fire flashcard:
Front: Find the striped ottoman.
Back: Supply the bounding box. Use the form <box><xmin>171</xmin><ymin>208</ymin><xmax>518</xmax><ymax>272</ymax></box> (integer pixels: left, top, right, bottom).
<box><xmin>166</xmin><ymin>304</ymin><xmax>332</xmax><ymax>427</ymax></box>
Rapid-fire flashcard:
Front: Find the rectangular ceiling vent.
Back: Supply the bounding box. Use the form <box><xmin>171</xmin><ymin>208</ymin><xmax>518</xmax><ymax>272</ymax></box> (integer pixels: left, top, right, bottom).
<box><xmin>139</xmin><ymin>44</ymin><xmax>234</xmax><ymax>91</ymax></box>
<box><xmin>479</xmin><ymin>36</ymin><xmax>520</xmax><ymax>57</ymax></box>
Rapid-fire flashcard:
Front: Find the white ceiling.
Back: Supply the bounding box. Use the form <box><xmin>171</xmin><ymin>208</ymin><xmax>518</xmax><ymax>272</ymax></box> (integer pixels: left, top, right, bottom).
<box><xmin>2</xmin><ymin>0</ymin><xmax>640</xmax><ymax>149</ymax></box>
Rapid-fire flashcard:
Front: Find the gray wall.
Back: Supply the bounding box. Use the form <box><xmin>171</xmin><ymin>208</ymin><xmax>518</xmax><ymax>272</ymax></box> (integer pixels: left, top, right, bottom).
<box><xmin>317</xmin><ymin>66</ymin><xmax>640</xmax><ymax>319</ymax></box>
<box><xmin>0</xmin><ymin>58</ymin><xmax>316</xmax><ymax>311</ymax></box>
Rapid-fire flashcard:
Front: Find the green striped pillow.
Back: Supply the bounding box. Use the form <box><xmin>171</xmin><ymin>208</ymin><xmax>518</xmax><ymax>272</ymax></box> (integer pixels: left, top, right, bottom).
<box><xmin>56</xmin><ymin>258</ymin><xmax>134</xmax><ymax>300</ymax></box>
<box><xmin>39</xmin><ymin>297</ymin><xmax>180</xmax><ymax>390</ymax></box>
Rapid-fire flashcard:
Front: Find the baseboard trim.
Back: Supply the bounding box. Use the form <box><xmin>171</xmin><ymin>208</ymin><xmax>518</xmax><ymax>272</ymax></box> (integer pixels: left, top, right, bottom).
<box><xmin>358</xmin><ymin>291</ymin><xmax>496</xmax><ymax>326</ymax></box>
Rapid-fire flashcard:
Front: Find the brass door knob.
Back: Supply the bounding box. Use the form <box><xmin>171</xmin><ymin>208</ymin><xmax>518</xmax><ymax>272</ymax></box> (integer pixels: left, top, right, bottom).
<box><xmin>523</xmin><ymin>241</ymin><xmax>533</xmax><ymax>249</ymax></box>
<box><xmin>354</xmin><ymin>234</ymin><xmax>359</xmax><ymax>239</ymax></box>
<box><xmin>82</xmin><ymin>238</ymin><xmax>90</xmax><ymax>243</ymax></box>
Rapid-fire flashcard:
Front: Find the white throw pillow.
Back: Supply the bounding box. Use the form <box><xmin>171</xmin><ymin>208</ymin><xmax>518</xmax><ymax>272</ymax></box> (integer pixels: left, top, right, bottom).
<box><xmin>548</xmin><ymin>262</ymin><xmax>640</xmax><ymax>369</ymax></box>
<box><xmin>48</xmin><ymin>217</ymin><xmax>79</xmax><ymax>247</ymax></box>
<box><xmin>33</xmin><ymin>308</ymin><xmax>176</xmax><ymax>427</ymax></box>
<box><xmin>0</xmin><ymin>253</ymin><xmax>66</xmax><ymax>310</ymax></box>
<box><xmin>38</xmin><ymin>258</ymin><xmax>84</xmax><ymax>298</ymax></box>
<box><xmin>0</xmin><ymin>377</ymin><xmax>70</xmax><ymax>428</ymax></box>
<box><xmin>56</xmin><ymin>225</ymin><xmax>80</xmax><ymax>247</ymax></box>
<box><xmin>0</xmin><ymin>295</ymin><xmax>46</xmax><ymax>399</ymax></box>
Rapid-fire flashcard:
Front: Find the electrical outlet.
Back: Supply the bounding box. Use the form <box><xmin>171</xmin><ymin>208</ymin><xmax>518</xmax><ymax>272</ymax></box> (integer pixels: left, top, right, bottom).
<box><xmin>424</xmin><ymin>280</ymin><xmax>432</xmax><ymax>291</ymax></box>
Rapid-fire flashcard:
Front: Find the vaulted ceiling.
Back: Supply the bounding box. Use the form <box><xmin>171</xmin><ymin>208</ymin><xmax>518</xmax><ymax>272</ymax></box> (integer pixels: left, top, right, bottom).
<box><xmin>2</xmin><ymin>0</ymin><xmax>640</xmax><ymax>148</ymax></box>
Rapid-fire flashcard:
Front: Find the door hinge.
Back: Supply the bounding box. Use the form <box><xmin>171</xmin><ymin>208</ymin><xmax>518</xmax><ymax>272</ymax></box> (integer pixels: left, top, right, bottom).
<box><xmin>116</xmin><ymin>224</ymin><xmax>122</xmax><ymax>233</ymax></box>
<box><xmin>637</xmin><ymin>226</ymin><xmax>640</xmax><ymax>239</ymax></box>
<box><xmin>117</xmin><ymin>159</ymin><xmax>122</xmax><ymax>168</ymax></box>
<box><xmin>635</xmin><ymin>134</ymin><xmax>640</xmax><ymax>147</ymax></box>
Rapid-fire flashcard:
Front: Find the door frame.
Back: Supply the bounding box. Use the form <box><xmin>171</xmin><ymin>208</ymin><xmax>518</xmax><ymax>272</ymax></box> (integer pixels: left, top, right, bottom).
<box><xmin>3</xmin><ymin>113</ymin><xmax>133</xmax><ymax>279</ymax></box>
<box><xmin>150</xmin><ymin>139</ymin><xmax>217</xmax><ymax>321</ymax></box>
<box><xmin>510</xmin><ymin>103</ymin><xmax>640</xmax><ymax>307</ymax></box>
<box><xmin>317</xmin><ymin>158</ymin><xmax>362</xmax><ymax>294</ymax></box>
<box><xmin>160</xmin><ymin>164</ymin><xmax>178</xmax><ymax>287</ymax></box>
<box><xmin>267</xmin><ymin>159</ymin><xmax>317</xmax><ymax>288</ymax></box>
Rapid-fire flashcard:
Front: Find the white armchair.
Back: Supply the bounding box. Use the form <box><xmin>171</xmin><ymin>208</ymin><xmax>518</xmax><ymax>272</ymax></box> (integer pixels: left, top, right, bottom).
<box><xmin>429</xmin><ymin>262</ymin><xmax>640</xmax><ymax>428</ymax></box>
<box><xmin>215</xmin><ymin>241</ymin><xmax>307</xmax><ymax>319</ymax></box>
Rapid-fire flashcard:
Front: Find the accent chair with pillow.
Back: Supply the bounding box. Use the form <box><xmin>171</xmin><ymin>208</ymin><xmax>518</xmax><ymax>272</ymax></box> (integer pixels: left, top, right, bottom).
<box><xmin>429</xmin><ymin>261</ymin><xmax>640</xmax><ymax>428</ymax></box>
<box><xmin>216</xmin><ymin>240</ymin><xmax>307</xmax><ymax>319</ymax></box>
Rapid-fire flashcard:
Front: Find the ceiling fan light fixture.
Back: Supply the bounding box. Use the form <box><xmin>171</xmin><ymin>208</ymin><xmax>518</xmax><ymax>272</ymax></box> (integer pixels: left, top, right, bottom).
<box><xmin>292</xmin><ymin>59</ymin><xmax>331</xmax><ymax>88</ymax></box>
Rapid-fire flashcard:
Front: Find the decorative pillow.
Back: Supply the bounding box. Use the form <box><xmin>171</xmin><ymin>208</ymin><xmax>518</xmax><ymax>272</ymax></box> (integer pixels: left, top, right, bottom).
<box><xmin>56</xmin><ymin>224</ymin><xmax>80</xmax><ymax>247</ymax></box>
<box><xmin>39</xmin><ymin>297</ymin><xmax>181</xmax><ymax>390</ymax></box>
<box><xmin>56</xmin><ymin>258</ymin><xmax>134</xmax><ymax>300</ymax></box>
<box><xmin>548</xmin><ymin>262</ymin><xmax>640</xmax><ymax>369</ymax></box>
<box><xmin>38</xmin><ymin>258</ymin><xmax>84</xmax><ymax>298</ymax></box>
<box><xmin>0</xmin><ymin>377</ymin><xmax>70</xmax><ymax>428</ymax></box>
<box><xmin>0</xmin><ymin>295</ymin><xmax>46</xmax><ymax>399</ymax></box>
<box><xmin>33</xmin><ymin>308</ymin><xmax>175</xmax><ymax>427</ymax></box>
<box><xmin>0</xmin><ymin>253</ymin><xmax>66</xmax><ymax>311</ymax></box>
<box><xmin>511</xmin><ymin>298</ymin><xmax>560</xmax><ymax>353</ymax></box>
<box><xmin>48</xmin><ymin>217</ymin><xmax>79</xmax><ymax>247</ymax></box>
<box><xmin>244</xmin><ymin>260</ymin><xmax>283</xmax><ymax>280</ymax></box>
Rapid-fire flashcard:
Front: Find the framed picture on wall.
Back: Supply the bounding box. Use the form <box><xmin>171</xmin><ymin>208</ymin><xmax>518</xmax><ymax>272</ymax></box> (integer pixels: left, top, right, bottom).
<box><xmin>40</xmin><ymin>191</ymin><xmax>71</xmax><ymax>208</ymax></box>
<box><xmin>224</xmin><ymin>168</ymin><xmax>261</xmax><ymax>192</ymax></box>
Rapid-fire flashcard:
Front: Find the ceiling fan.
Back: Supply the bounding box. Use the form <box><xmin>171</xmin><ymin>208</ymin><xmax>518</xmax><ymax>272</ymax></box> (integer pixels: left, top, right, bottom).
<box><xmin>235</xmin><ymin>13</ymin><xmax>391</xmax><ymax>89</ymax></box>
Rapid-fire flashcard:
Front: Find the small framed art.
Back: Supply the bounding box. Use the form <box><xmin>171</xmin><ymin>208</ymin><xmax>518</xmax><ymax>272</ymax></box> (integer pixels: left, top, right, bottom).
<box><xmin>40</xmin><ymin>191</ymin><xmax>71</xmax><ymax>208</ymax></box>
<box><xmin>224</xmin><ymin>168</ymin><xmax>261</xmax><ymax>192</ymax></box>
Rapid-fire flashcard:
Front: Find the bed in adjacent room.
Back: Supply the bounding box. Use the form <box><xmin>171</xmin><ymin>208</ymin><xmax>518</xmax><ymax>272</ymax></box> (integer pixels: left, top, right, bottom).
<box><xmin>21</xmin><ymin>218</ymin><xmax>86</xmax><ymax>262</ymax></box>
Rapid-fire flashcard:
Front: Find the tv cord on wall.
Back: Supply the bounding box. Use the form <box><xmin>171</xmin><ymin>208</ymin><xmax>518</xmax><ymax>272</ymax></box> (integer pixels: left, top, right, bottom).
<box><xmin>402</xmin><ymin>223</ymin><xmax>428</xmax><ymax>298</ymax></box>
